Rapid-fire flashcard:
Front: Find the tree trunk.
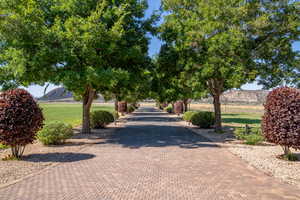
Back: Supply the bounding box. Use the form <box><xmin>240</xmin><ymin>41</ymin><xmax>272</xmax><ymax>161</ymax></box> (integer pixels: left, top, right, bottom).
<box><xmin>114</xmin><ymin>100</ymin><xmax>118</xmax><ymax>112</ymax></box>
<box><xmin>183</xmin><ymin>99</ymin><xmax>189</xmax><ymax>112</ymax></box>
<box><xmin>82</xmin><ymin>86</ymin><xmax>95</xmax><ymax>134</ymax></box>
<box><xmin>282</xmin><ymin>146</ymin><xmax>291</xmax><ymax>156</ymax></box>
<box><xmin>171</xmin><ymin>103</ymin><xmax>175</xmax><ymax>113</ymax></box>
<box><xmin>207</xmin><ymin>79</ymin><xmax>223</xmax><ymax>133</ymax></box>
<box><xmin>213</xmin><ymin>93</ymin><xmax>222</xmax><ymax>132</ymax></box>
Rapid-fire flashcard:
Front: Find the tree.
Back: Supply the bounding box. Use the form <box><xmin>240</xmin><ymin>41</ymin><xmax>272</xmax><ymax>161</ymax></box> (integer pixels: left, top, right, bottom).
<box><xmin>0</xmin><ymin>0</ymin><xmax>154</xmax><ymax>134</ymax></box>
<box><xmin>161</xmin><ymin>0</ymin><xmax>300</xmax><ymax>132</ymax></box>
<box><xmin>0</xmin><ymin>89</ymin><xmax>44</xmax><ymax>158</ymax></box>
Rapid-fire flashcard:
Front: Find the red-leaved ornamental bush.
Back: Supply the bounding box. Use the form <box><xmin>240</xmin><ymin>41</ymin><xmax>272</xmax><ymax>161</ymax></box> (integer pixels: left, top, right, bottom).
<box><xmin>0</xmin><ymin>89</ymin><xmax>44</xmax><ymax>158</ymax></box>
<box><xmin>174</xmin><ymin>101</ymin><xmax>183</xmax><ymax>114</ymax></box>
<box><xmin>118</xmin><ymin>101</ymin><xmax>127</xmax><ymax>114</ymax></box>
<box><xmin>262</xmin><ymin>87</ymin><xmax>300</xmax><ymax>156</ymax></box>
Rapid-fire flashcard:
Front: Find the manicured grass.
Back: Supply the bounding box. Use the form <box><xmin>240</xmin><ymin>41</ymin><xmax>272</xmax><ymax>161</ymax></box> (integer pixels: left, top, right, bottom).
<box><xmin>222</xmin><ymin>113</ymin><xmax>262</xmax><ymax>127</ymax></box>
<box><xmin>39</xmin><ymin>103</ymin><xmax>114</xmax><ymax>127</ymax></box>
<box><xmin>190</xmin><ymin>103</ymin><xmax>263</xmax><ymax>127</ymax></box>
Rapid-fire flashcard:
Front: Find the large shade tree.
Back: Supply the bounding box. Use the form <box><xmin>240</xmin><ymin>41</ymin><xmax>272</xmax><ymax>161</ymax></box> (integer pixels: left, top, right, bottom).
<box><xmin>0</xmin><ymin>0</ymin><xmax>155</xmax><ymax>134</ymax></box>
<box><xmin>161</xmin><ymin>0</ymin><xmax>300</xmax><ymax>132</ymax></box>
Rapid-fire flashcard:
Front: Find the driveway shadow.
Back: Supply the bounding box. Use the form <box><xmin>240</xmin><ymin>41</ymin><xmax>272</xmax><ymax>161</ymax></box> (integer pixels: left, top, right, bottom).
<box><xmin>127</xmin><ymin>116</ymin><xmax>178</xmax><ymax>122</ymax></box>
<box><xmin>23</xmin><ymin>153</ymin><xmax>95</xmax><ymax>163</ymax></box>
<box><xmin>102</xmin><ymin>124</ymin><xmax>219</xmax><ymax>149</ymax></box>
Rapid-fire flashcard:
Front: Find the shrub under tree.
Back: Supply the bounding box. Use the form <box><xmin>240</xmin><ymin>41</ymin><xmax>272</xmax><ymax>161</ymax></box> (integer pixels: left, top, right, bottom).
<box><xmin>262</xmin><ymin>87</ymin><xmax>300</xmax><ymax>158</ymax></box>
<box><xmin>0</xmin><ymin>89</ymin><xmax>44</xmax><ymax>158</ymax></box>
<box><xmin>91</xmin><ymin>111</ymin><xmax>114</xmax><ymax>129</ymax></box>
<box><xmin>37</xmin><ymin>121</ymin><xmax>73</xmax><ymax>145</ymax></box>
<box><xmin>191</xmin><ymin>112</ymin><xmax>215</xmax><ymax>129</ymax></box>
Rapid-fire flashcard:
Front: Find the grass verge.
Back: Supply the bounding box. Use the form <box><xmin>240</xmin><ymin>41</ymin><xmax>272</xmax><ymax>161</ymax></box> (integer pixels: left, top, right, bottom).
<box><xmin>40</xmin><ymin>103</ymin><xmax>114</xmax><ymax>127</ymax></box>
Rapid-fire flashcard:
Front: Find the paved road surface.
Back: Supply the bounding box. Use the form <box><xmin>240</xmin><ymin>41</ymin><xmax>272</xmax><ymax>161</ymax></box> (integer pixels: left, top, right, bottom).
<box><xmin>0</xmin><ymin>107</ymin><xmax>299</xmax><ymax>200</ymax></box>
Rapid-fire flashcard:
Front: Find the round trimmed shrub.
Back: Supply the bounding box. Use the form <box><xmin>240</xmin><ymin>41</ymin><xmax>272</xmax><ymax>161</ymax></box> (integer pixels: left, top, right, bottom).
<box><xmin>191</xmin><ymin>111</ymin><xmax>215</xmax><ymax>128</ymax></box>
<box><xmin>37</xmin><ymin>121</ymin><xmax>73</xmax><ymax>145</ymax></box>
<box><xmin>183</xmin><ymin>111</ymin><xmax>197</xmax><ymax>122</ymax></box>
<box><xmin>0</xmin><ymin>89</ymin><xmax>44</xmax><ymax>158</ymax></box>
<box><xmin>262</xmin><ymin>87</ymin><xmax>300</xmax><ymax>157</ymax></box>
<box><xmin>91</xmin><ymin>110</ymin><xmax>114</xmax><ymax>129</ymax></box>
<box><xmin>164</xmin><ymin>106</ymin><xmax>173</xmax><ymax>113</ymax></box>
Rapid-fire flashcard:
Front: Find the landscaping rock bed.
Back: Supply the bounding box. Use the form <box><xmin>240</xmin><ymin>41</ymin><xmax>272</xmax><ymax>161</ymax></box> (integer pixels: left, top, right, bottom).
<box><xmin>0</xmin><ymin>121</ymin><xmax>125</xmax><ymax>188</ymax></box>
<box><xmin>177</xmin><ymin>119</ymin><xmax>300</xmax><ymax>188</ymax></box>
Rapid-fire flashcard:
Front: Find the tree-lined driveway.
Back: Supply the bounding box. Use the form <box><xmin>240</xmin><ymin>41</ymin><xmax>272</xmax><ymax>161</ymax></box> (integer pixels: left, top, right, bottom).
<box><xmin>0</xmin><ymin>106</ymin><xmax>299</xmax><ymax>200</ymax></box>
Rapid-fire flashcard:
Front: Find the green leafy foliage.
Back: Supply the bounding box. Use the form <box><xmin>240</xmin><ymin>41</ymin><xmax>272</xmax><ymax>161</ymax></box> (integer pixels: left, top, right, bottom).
<box><xmin>234</xmin><ymin>127</ymin><xmax>264</xmax><ymax>145</ymax></box>
<box><xmin>112</xmin><ymin>111</ymin><xmax>119</xmax><ymax>121</ymax></box>
<box><xmin>183</xmin><ymin>111</ymin><xmax>197</xmax><ymax>122</ymax></box>
<box><xmin>0</xmin><ymin>144</ymin><xmax>8</xmax><ymax>149</ymax></box>
<box><xmin>165</xmin><ymin>106</ymin><xmax>173</xmax><ymax>113</ymax></box>
<box><xmin>91</xmin><ymin>111</ymin><xmax>114</xmax><ymax>129</ymax></box>
<box><xmin>0</xmin><ymin>0</ymin><xmax>155</xmax><ymax>134</ymax></box>
<box><xmin>37</xmin><ymin>121</ymin><xmax>73</xmax><ymax>145</ymax></box>
<box><xmin>127</xmin><ymin>105</ymin><xmax>135</xmax><ymax>113</ymax></box>
<box><xmin>244</xmin><ymin>134</ymin><xmax>264</xmax><ymax>145</ymax></box>
<box><xmin>282</xmin><ymin>153</ymin><xmax>298</xmax><ymax>161</ymax></box>
<box><xmin>190</xmin><ymin>112</ymin><xmax>215</xmax><ymax>128</ymax></box>
<box><xmin>160</xmin><ymin>0</ymin><xmax>300</xmax><ymax>132</ymax></box>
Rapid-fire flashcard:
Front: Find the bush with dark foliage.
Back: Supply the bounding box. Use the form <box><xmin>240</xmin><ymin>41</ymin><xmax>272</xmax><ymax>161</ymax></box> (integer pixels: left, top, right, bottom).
<box><xmin>262</xmin><ymin>87</ymin><xmax>300</xmax><ymax>158</ymax></box>
<box><xmin>91</xmin><ymin>110</ymin><xmax>114</xmax><ymax>129</ymax></box>
<box><xmin>191</xmin><ymin>111</ymin><xmax>215</xmax><ymax>128</ymax></box>
<box><xmin>0</xmin><ymin>89</ymin><xmax>44</xmax><ymax>158</ymax></box>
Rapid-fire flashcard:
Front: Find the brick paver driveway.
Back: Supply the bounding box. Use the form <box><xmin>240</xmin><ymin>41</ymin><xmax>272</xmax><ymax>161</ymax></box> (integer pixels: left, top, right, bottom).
<box><xmin>0</xmin><ymin>106</ymin><xmax>299</xmax><ymax>200</ymax></box>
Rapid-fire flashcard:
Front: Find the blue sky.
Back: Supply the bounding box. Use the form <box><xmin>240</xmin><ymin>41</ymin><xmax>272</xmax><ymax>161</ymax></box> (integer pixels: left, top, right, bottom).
<box><xmin>25</xmin><ymin>0</ymin><xmax>299</xmax><ymax>97</ymax></box>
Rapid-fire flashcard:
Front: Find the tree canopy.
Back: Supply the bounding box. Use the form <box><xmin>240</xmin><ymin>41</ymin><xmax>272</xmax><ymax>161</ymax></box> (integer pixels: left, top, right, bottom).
<box><xmin>159</xmin><ymin>0</ymin><xmax>300</xmax><ymax>131</ymax></box>
<box><xmin>0</xmin><ymin>0</ymin><xmax>156</xmax><ymax>133</ymax></box>
<box><xmin>0</xmin><ymin>0</ymin><xmax>299</xmax><ymax>133</ymax></box>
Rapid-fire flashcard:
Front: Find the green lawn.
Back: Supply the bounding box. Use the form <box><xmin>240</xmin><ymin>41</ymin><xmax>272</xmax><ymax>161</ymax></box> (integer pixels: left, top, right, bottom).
<box><xmin>190</xmin><ymin>103</ymin><xmax>263</xmax><ymax>127</ymax></box>
<box><xmin>40</xmin><ymin>103</ymin><xmax>114</xmax><ymax>127</ymax></box>
<box><xmin>222</xmin><ymin>113</ymin><xmax>262</xmax><ymax>127</ymax></box>
<box><xmin>191</xmin><ymin>108</ymin><xmax>262</xmax><ymax>127</ymax></box>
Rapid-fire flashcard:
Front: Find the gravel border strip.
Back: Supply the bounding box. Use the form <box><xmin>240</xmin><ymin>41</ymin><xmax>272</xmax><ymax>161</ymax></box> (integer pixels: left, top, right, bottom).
<box><xmin>174</xmin><ymin>119</ymin><xmax>300</xmax><ymax>188</ymax></box>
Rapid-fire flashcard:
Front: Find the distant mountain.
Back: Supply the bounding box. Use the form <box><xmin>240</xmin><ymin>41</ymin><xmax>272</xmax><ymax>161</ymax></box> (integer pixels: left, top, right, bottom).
<box><xmin>199</xmin><ymin>90</ymin><xmax>269</xmax><ymax>104</ymax></box>
<box><xmin>38</xmin><ymin>87</ymin><xmax>106</xmax><ymax>102</ymax></box>
<box><xmin>40</xmin><ymin>87</ymin><xmax>269</xmax><ymax>104</ymax></box>
<box><xmin>38</xmin><ymin>87</ymin><xmax>74</xmax><ymax>101</ymax></box>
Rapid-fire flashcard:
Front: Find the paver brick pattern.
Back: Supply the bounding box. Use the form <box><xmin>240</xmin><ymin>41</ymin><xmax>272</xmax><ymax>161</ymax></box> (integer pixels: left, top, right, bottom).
<box><xmin>0</xmin><ymin>107</ymin><xmax>299</xmax><ymax>200</ymax></box>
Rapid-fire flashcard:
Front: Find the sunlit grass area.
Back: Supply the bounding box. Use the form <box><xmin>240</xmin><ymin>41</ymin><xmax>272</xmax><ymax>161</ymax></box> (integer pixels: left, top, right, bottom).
<box><xmin>190</xmin><ymin>103</ymin><xmax>263</xmax><ymax>127</ymax></box>
<box><xmin>39</xmin><ymin>103</ymin><xmax>114</xmax><ymax>127</ymax></box>
<box><xmin>0</xmin><ymin>144</ymin><xmax>8</xmax><ymax>149</ymax></box>
<box><xmin>222</xmin><ymin>113</ymin><xmax>262</xmax><ymax>127</ymax></box>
